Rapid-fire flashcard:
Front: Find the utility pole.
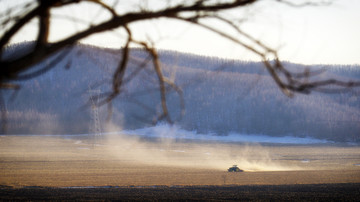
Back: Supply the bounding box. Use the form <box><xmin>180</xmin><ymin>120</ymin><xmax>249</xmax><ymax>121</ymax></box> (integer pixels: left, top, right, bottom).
<box><xmin>87</xmin><ymin>88</ymin><xmax>102</xmax><ymax>147</ymax></box>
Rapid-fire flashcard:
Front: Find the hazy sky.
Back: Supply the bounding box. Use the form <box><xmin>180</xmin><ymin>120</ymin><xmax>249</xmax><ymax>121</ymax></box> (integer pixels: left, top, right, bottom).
<box><xmin>5</xmin><ymin>0</ymin><xmax>360</xmax><ymax>65</ymax></box>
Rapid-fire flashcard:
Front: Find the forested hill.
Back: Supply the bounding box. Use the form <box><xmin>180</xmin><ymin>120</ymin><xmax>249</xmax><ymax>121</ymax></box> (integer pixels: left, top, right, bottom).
<box><xmin>3</xmin><ymin>42</ymin><xmax>360</xmax><ymax>142</ymax></box>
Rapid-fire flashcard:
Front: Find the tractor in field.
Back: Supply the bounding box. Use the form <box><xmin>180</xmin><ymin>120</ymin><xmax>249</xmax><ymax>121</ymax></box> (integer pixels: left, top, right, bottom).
<box><xmin>228</xmin><ymin>165</ymin><xmax>244</xmax><ymax>172</ymax></box>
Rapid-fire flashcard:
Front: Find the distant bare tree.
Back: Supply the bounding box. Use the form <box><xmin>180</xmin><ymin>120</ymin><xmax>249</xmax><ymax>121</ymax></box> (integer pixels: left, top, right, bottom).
<box><xmin>0</xmin><ymin>0</ymin><xmax>359</xmax><ymax>129</ymax></box>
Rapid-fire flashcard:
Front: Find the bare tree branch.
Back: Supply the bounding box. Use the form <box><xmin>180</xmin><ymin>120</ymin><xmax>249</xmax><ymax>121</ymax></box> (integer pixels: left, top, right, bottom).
<box><xmin>277</xmin><ymin>0</ymin><xmax>332</xmax><ymax>7</ymax></box>
<box><xmin>0</xmin><ymin>0</ymin><xmax>358</xmax><ymax>128</ymax></box>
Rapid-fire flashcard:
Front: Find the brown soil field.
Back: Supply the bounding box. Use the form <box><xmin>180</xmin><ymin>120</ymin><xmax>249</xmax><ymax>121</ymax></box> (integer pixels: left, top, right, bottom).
<box><xmin>1</xmin><ymin>135</ymin><xmax>360</xmax><ymax>200</ymax></box>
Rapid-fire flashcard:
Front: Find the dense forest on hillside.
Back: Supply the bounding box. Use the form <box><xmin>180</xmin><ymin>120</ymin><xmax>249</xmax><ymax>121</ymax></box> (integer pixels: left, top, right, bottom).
<box><xmin>2</xmin><ymin>42</ymin><xmax>360</xmax><ymax>142</ymax></box>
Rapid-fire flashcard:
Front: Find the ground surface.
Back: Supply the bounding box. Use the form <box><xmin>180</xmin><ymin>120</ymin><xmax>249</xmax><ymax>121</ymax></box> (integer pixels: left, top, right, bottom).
<box><xmin>1</xmin><ymin>135</ymin><xmax>360</xmax><ymax>200</ymax></box>
<box><xmin>1</xmin><ymin>184</ymin><xmax>359</xmax><ymax>201</ymax></box>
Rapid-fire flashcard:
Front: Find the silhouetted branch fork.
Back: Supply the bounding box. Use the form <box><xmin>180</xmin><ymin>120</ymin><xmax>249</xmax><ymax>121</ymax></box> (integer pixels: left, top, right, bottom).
<box><xmin>85</xmin><ymin>0</ymin><xmax>117</xmax><ymax>16</ymax></box>
<box><xmin>0</xmin><ymin>2</ymin><xmax>33</xmax><ymax>19</ymax></box>
<box><xmin>0</xmin><ymin>0</ymin><xmax>263</xmax><ymax>81</ymax></box>
<box><xmin>0</xmin><ymin>5</ymin><xmax>40</xmax><ymax>56</ymax></box>
<box><xmin>291</xmin><ymin>68</ymin><xmax>326</xmax><ymax>79</ymax></box>
<box><xmin>263</xmin><ymin>60</ymin><xmax>293</xmax><ymax>96</ymax></box>
<box><xmin>287</xmin><ymin>80</ymin><xmax>360</xmax><ymax>94</ymax></box>
<box><xmin>142</xmin><ymin>43</ymin><xmax>173</xmax><ymax>124</ymax></box>
<box><xmin>0</xmin><ymin>0</ymin><xmax>340</xmax><ymax>85</ymax></box>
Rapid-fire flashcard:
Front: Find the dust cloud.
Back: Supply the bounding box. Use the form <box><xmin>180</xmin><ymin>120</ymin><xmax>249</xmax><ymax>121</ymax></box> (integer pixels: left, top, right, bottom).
<box><xmin>103</xmin><ymin>123</ymin><xmax>299</xmax><ymax>171</ymax></box>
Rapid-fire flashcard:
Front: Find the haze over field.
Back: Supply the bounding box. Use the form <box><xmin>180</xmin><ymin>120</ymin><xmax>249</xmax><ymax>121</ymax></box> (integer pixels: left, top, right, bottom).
<box><xmin>1</xmin><ymin>134</ymin><xmax>360</xmax><ymax>187</ymax></box>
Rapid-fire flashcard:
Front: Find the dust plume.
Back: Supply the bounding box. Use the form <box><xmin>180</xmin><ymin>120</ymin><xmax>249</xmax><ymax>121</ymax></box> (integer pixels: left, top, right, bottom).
<box><xmin>103</xmin><ymin>123</ymin><xmax>299</xmax><ymax>171</ymax></box>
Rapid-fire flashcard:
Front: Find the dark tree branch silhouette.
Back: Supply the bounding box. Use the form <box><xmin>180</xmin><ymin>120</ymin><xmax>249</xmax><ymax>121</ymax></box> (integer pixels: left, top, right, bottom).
<box><xmin>0</xmin><ymin>0</ymin><xmax>359</xmax><ymax>130</ymax></box>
